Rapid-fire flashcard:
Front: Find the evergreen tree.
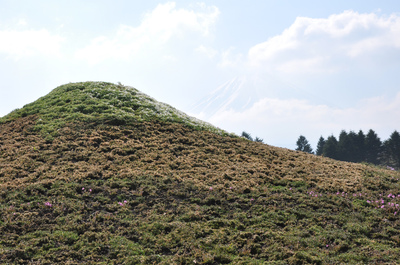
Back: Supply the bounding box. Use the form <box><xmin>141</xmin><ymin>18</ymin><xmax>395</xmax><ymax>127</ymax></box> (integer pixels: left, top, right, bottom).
<box><xmin>338</xmin><ymin>130</ymin><xmax>350</xmax><ymax>161</ymax></box>
<box><xmin>241</xmin><ymin>131</ymin><xmax>253</xmax><ymax>141</ymax></box>
<box><xmin>254</xmin><ymin>137</ymin><xmax>264</xmax><ymax>143</ymax></box>
<box><xmin>295</xmin><ymin>135</ymin><xmax>313</xmax><ymax>154</ymax></box>
<box><xmin>347</xmin><ymin>131</ymin><xmax>359</xmax><ymax>162</ymax></box>
<box><xmin>383</xmin><ymin>130</ymin><xmax>400</xmax><ymax>168</ymax></box>
<box><xmin>365</xmin><ymin>129</ymin><xmax>382</xmax><ymax>165</ymax></box>
<box><xmin>337</xmin><ymin>130</ymin><xmax>359</xmax><ymax>162</ymax></box>
<box><xmin>316</xmin><ymin>136</ymin><xmax>325</xmax><ymax>156</ymax></box>
<box><xmin>323</xmin><ymin>135</ymin><xmax>339</xmax><ymax>159</ymax></box>
<box><xmin>355</xmin><ymin>130</ymin><xmax>366</xmax><ymax>162</ymax></box>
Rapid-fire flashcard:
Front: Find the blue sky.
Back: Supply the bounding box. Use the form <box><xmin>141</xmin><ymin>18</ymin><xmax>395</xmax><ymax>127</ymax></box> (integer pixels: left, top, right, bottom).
<box><xmin>1</xmin><ymin>1</ymin><xmax>400</xmax><ymax>149</ymax></box>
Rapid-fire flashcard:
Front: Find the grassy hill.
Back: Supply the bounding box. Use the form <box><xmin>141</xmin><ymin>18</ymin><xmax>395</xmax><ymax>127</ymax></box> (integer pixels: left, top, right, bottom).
<box><xmin>1</xmin><ymin>82</ymin><xmax>400</xmax><ymax>264</ymax></box>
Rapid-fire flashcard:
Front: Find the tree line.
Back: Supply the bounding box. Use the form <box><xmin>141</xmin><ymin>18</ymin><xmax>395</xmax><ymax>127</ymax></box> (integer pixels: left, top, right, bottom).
<box><xmin>296</xmin><ymin>130</ymin><xmax>400</xmax><ymax>169</ymax></box>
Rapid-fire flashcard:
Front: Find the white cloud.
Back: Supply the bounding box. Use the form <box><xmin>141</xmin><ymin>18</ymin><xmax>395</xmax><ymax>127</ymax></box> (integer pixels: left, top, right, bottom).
<box><xmin>205</xmin><ymin>92</ymin><xmax>400</xmax><ymax>147</ymax></box>
<box><xmin>0</xmin><ymin>29</ymin><xmax>64</xmax><ymax>59</ymax></box>
<box><xmin>75</xmin><ymin>2</ymin><xmax>219</xmax><ymax>64</ymax></box>
<box><xmin>218</xmin><ymin>47</ymin><xmax>243</xmax><ymax>69</ymax></box>
<box><xmin>195</xmin><ymin>45</ymin><xmax>218</xmax><ymax>58</ymax></box>
<box><xmin>17</xmin><ymin>19</ymin><xmax>27</xmax><ymax>26</ymax></box>
<box><xmin>248</xmin><ymin>10</ymin><xmax>400</xmax><ymax>74</ymax></box>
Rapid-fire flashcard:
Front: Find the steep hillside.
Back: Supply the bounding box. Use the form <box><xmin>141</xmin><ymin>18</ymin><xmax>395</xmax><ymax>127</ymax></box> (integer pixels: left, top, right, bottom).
<box><xmin>1</xmin><ymin>82</ymin><xmax>400</xmax><ymax>264</ymax></box>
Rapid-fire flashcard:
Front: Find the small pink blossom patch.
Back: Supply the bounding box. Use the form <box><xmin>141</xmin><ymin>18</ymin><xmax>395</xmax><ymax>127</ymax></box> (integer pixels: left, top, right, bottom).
<box><xmin>118</xmin><ymin>201</ymin><xmax>128</xmax><ymax>206</ymax></box>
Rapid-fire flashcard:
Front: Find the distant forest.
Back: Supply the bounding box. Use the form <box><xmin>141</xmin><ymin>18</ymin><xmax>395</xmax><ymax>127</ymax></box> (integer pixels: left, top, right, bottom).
<box><xmin>296</xmin><ymin>130</ymin><xmax>400</xmax><ymax>170</ymax></box>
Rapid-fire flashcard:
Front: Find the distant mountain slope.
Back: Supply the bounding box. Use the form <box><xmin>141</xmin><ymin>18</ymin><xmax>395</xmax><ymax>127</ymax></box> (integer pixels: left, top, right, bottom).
<box><xmin>188</xmin><ymin>76</ymin><xmax>307</xmax><ymax>120</ymax></box>
<box><xmin>1</xmin><ymin>82</ymin><xmax>400</xmax><ymax>264</ymax></box>
<box><xmin>189</xmin><ymin>77</ymin><xmax>261</xmax><ymax>119</ymax></box>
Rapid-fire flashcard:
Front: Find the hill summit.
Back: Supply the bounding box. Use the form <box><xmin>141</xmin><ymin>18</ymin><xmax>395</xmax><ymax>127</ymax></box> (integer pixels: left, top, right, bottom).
<box><xmin>1</xmin><ymin>81</ymin><xmax>400</xmax><ymax>264</ymax></box>
<box><xmin>1</xmin><ymin>81</ymin><xmax>227</xmax><ymax>138</ymax></box>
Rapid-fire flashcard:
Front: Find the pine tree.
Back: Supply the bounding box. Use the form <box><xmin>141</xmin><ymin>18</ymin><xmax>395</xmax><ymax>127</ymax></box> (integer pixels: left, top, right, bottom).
<box><xmin>295</xmin><ymin>135</ymin><xmax>313</xmax><ymax>154</ymax></box>
<box><xmin>365</xmin><ymin>129</ymin><xmax>382</xmax><ymax>165</ymax></box>
<box><xmin>254</xmin><ymin>137</ymin><xmax>264</xmax><ymax>143</ymax></box>
<box><xmin>323</xmin><ymin>135</ymin><xmax>339</xmax><ymax>159</ymax></box>
<box><xmin>355</xmin><ymin>130</ymin><xmax>366</xmax><ymax>162</ymax></box>
<box><xmin>347</xmin><ymin>131</ymin><xmax>359</xmax><ymax>162</ymax></box>
<box><xmin>241</xmin><ymin>131</ymin><xmax>253</xmax><ymax>141</ymax></box>
<box><xmin>383</xmin><ymin>130</ymin><xmax>400</xmax><ymax>168</ymax></box>
<box><xmin>316</xmin><ymin>136</ymin><xmax>326</xmax><ymax>156</ymax></box>
<box><xmin>337</xmin><ymin>130</ymin><xmax>359</xmax><ymax>162</ymax></box>
<box><xmin>338</xmin><ymin>130</ymin><xmax>349</xmax><ymax>161</ymax></box>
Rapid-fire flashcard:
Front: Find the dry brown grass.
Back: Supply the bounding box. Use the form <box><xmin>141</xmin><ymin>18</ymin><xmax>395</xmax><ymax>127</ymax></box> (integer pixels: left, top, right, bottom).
<box><xmin>1</xmin><ymin>116</ymin><xmax>400</xmax><ymax>264</ymax></box>
<box><xmin>1</xmin><ymin>116</ymin><xmax>388</xmax><ymax>192</ymax></box>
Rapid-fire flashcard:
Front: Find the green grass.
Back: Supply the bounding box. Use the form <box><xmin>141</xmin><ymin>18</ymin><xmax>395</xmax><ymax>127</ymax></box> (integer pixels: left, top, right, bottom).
<box><xmin>0</xmin><ymin>81</ymin><xmax>228</xmax><ymax>137</ymax></box>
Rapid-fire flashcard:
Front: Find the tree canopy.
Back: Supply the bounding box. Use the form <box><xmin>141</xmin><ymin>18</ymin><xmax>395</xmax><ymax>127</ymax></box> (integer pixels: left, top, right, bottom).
<box><xmin>296</xmin><ymin>135</ymin><xmax>313</xmax><ymax>154</ymax></box>
<box><xmin>307</xmin><ymin>129</ymin><xmax>399</xmax><ymax>170</ymax></box>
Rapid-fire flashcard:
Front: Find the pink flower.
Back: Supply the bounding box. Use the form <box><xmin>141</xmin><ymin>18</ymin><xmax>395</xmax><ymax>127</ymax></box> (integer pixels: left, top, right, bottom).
<box><xmin>124</xmin><ymin>200</ymin><xmax>127</xmax><ymax>204</ymax></box>
<box><xmin>82</xmin><ymin>187</ymin><xmax>85</xmax><ymax>191</ymax></box>
<box><xmin>395</xmin><ymin>212</ymin><xmax>397</xmax><ymax>215</ymax></box>
<box><xmin>89</xmin><ymin>189</ymin><xmax>92</xmax><ymax>192</ymax></box>
<box><xmin>381</xmin><ymin>205</ymin><xmax>385</xmax><ymax>208</ymax></box>
<box><xmin>209</xmin><ymin>187</ymin><xmax>213</xmax><ymax>191</ymax></box>
<box><xmin>367</xmin><ymin>200</ymin><xmax>371</xmax><ymax>203</ymax></box>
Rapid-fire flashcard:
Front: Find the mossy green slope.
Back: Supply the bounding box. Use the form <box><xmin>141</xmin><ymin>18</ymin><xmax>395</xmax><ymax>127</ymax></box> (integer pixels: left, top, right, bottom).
<box><xmin>0</xmin><ymin>81</ymin><xmax>227</xmax><ymax>137</ymax></box>
<box><xmin>1</xmin><ymin>82</ymin><xmax>400</xmax><ymax>264</ymax></box>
